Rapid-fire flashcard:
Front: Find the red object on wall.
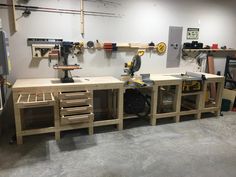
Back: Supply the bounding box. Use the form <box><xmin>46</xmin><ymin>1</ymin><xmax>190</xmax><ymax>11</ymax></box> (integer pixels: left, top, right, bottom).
<box><xmin>211</xmin><ymin>44</ymin><xmax>219</xmax><ymax>49</ymax></box>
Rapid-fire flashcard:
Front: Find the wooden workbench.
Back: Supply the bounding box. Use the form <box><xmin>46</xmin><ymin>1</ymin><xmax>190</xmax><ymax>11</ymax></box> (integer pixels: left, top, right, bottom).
<box><xmin>149</xmin><ymin>73</ymin><xmax>225</xmax><ymax>125</ymax></box>
<box><xmin>13</xmin><ymin>77</ymin><xmax>124</xmax><ymax>144</ymax></box>
<box><xmin>12</xmin><ymin>73</ymin><xmax>224</xmax><ymax>144</ymax></box>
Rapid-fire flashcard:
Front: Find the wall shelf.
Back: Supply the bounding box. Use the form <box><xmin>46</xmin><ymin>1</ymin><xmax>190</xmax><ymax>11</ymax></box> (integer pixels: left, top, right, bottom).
<box><xmin>183</xmin><ymin>49</ymin><xmax>236</xmax><ymax>52</ymax></box>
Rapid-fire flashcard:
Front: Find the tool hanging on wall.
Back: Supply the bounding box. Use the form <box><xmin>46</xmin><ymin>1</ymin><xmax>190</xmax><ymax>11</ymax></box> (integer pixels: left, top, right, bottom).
<box><xmin>148</xmin><ymin>42</ymin><xmax>155</xmax><ymax>57</ymax></box>
<box><xmin>95</xmin><ymin>40</ymin><xmax>103</xmax><ymax>50</ymax></box>
<box><xmin>103</xmin><ymin>42</ymin><xmax>118</xmax><ymax>52</ymax></box>
<box><xmin>86</xmin><ymin>41</ymin><xmax>94</xmax><ymax>48</ymax></box>
<box><xmin>28</xmin><ymin>38</ymin><xmax>168</xmax><ymax>60</ymax></box>
<box><xmin>73</xmin><ymin>42</ymin><xmax>84</xmax><ymax>56</ymax></box>
<box><xmin>137</xmin><ymin>49</ymin><xmax>145</xmax><ymax>57</ymax></box>
<box><xmin>31</xmin><ymin>44</ymin><xmax>60</xmax><ymax>59</ymax></box>
<box><xmin>156</xmin><ymin>42</ymin><xmax>167</xmax><ymax>55</ymax></box>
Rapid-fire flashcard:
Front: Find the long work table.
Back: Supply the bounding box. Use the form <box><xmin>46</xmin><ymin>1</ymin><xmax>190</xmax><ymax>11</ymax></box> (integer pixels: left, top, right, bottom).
<box><xmin>12</xmin><ymin>73</ymin><xmax>224</xmax><ymax>144</ymax></box>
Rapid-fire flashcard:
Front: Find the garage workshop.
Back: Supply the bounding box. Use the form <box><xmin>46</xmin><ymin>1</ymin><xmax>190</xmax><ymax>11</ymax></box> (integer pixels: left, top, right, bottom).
<box><xmin>0</xmin><ymin>0</ymin><xmax>236</xmax><ymax>177</ymax></box>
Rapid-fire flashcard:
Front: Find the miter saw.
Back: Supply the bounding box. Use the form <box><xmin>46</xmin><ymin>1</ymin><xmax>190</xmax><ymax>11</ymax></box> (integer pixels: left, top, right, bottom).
<box><xmin>122</xmin><ymin>54</ymin><xmax>152</xmax><ymax>117</ymax></box>
<box><xmin>122</xmin><ymin>54</ymin><xmax>147</xmax><ymax>87</ymax></box>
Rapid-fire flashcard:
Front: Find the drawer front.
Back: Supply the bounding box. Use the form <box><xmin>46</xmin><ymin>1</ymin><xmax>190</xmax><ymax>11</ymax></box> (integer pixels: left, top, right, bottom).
<box><xmin>59</xmin><ymin>91</ymin><xmax>91</xmax><ymax>100</ymax></box>
<box><xmin>61</xmin><ymin>113</ymin><xmax>94</xmax><ymax>125</ymax></box>
<box><xmin>60</xmin><ymin>106</ymin><xmax>93</xmax><ymax>116</ymax></box>
<box><xmin>60</xmin><ymin>98</ymin><xmax>92</xmax><ymax>107</ymax></box>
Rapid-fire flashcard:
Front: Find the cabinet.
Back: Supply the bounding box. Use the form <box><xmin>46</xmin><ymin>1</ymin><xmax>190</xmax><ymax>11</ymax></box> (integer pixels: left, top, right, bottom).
<box><xmin>59</xmin><ymin>91</ymin><xmax>94</xmax><ymax>135</ymax></box>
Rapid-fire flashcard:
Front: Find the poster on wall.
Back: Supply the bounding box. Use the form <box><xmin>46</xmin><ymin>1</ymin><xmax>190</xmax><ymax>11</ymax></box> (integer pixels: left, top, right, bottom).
<box><xmin>187</xmin><ymin>28</ymin><xmax>199</xmax><ymax>40</ymax></box>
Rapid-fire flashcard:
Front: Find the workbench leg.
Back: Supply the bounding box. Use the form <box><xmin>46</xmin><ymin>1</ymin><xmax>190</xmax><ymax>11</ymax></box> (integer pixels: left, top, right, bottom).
<box><xmin>175</xmin><ymin>116</ymin><xmax>180</xmax><ymax>123</ymax></box>
<box><xmin>202</xmin><ymin>81</ymin><xmax>208</xmax><ymax>109</ymax></box>
<box><xmin>55</xmin><ymin>131</ymin><xmax>61</xmax><ymax>141</ymax></box>
<box><xmin>54</xmin><ymin>93</ymin><xmax>61</xmax><ymax>141</ymax></box>
<box><xmin>16</xmin><ymin>135</ymin><xmax>23</xmax><ymax>145</ymax></box>
<box><xmin>195</xmin><ymin>94</ymin><xmax>201</xmax><ymax>120</ymax></box>
<box><xmin>112</xmin><ymin>90</ymin><xmax>117</xmax><ymax>118</ymax></box>
<box><xmin>89</xmin><ymin>119</ymin><xmax>94</xmax><ymax>135</ymax></box>
<box><xmin>175</xmin><ymin>84</ymin><xmax>182</xmax><ymax>123</ymax></box>
<box><xmin>107</xmin><ymin>90</ymin><xmax>113</xmax><ymax>118</ymax></box>
<box><xmin>117</xmin><ymin>89</ymin><xmax>123</xmax><ymax>131</ymax></box>
<box><xmin>89</xmin><ymin>127</ymin><xmax>94</xmax><ymax>135</ymax></box>
<box><xmin>13</xmin><ymin>92</ymin><xmax>23</xmax><ymax>145</ymax></box>
<box><xmin>150</xmin><ymin>87</ymin><xmax>158</xmax><ymax>126</ymax></box>
<box><xmin>151</xmin><ymin>119</ymin><xmax>157</xmax><ymax>126</ymax></box>
<box><xmin>215</xmin><ymin>81</ymin><xmax>224</xmax><ymax>118</ymax></box>
<box><xmin>195</xmin><ymin>113</ymin><xmax>201</xmax><ymax>120</ymax></box>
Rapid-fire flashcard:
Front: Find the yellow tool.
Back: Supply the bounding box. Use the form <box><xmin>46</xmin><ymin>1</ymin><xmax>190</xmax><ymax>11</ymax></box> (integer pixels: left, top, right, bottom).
<box><xmin>182</xmin><ymin>80</ymin><xmax>202</xmax><ymax>92</ymax></box>
<box><xmin>73</xmin><ymin>42</ymin><xmax>84</xmax><ymax>55</ymax></box>
<box><xmin>132</xmin><ymin>78</ymin><xmax>145</xmax><ymax>87</ymax></box>
<box><xmin>156</xmin><ymin>42</ymin><xmax>167</xmax><ymax>55</ymax></box>
<box><xmin>137</xmin><ymin>49</ymin><xmax>145</xmax><ymax>57</ymax></box>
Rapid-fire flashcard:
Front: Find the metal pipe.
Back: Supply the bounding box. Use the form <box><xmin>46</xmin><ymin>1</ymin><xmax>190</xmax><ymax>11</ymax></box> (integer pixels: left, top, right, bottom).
<box><xmin>0</xmin><ymin>3</ymin><xmax>120</xmax><ymax>17</ymax></box>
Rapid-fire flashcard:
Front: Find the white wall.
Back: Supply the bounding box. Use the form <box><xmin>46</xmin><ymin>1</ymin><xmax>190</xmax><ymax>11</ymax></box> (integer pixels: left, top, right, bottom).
<box><xmin>0</xmin><ymin>0</ymin><xmax>236</xmax><ymax>82</ymax></box>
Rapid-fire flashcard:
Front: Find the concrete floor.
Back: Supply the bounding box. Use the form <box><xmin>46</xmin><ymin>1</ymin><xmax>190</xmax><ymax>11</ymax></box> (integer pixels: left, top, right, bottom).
<box><xmin>0</xmin><ymin>113</ymin><xmax>236</xmax><ymax>177</ymax></box>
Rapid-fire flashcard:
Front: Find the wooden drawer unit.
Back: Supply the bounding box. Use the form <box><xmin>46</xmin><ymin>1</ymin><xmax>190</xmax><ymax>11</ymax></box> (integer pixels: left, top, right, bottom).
<box><xmin>59</xmin><ymin>90</ymin><xmax>93</xmax><ymax>126</ymax></box>
<box><xmin>59</xmin><ymin>91</ymin><xmax>91</xmax><ymax>100</ymax></box>
<box><xmin>61</xmin><ymin>113</ymin><xmax>94</xmax><ymax>125</ymax></box>
<box><xmin>60</xmin><ymin>105</ymin><xmax>92</xmax><ymax>116</ymax></box>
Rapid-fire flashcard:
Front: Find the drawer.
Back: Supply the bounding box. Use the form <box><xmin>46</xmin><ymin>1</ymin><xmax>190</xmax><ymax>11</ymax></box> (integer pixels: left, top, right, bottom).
<box><xmin>59</xmin><ymin>91</ymin><xmax>91</xmax><ymax>100</ymax></box>
<box><xmin>16</xmin><ymin>93</ymin><xmax>55</xmax><ymax>108</ymax></box>
<box><xmin>60</xmin><ymin>98</ymin><xmax>92</xmax><ymax>107</ymax></box>
<box><xmin>60</xmin><ymin>105</ymin><xmax>93</xmax><ymax>116</ymax></box>
<box><xmin>61</xmin><ymin>113</ymin><xmax>94</xmax><ymax>125</ymax></box>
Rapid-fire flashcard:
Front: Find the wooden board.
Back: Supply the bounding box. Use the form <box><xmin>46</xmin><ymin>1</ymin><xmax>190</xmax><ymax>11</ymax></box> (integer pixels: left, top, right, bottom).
<box><xmin>12</xmin><ymin>77</ymin><xmax>124</xmax><ymax>91</ymax></box>
<box><xmin>222</xmin><ymin>89</ymin><xmax>236</xmax><ymax>110</ymax></box>
<box><xmin>207</xmin><ymin>56</ymin><xmax>217</xmax><ymax>98</ymax></box>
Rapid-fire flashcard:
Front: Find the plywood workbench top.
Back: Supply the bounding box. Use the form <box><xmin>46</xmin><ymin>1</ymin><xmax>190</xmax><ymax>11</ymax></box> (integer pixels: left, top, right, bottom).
<box><xmin>13</xmin><ymin>76</ymin><xmax>124</xmax><ymax>90</ymax></box>
<box><xmin>12</xmin><ymin>73</ymin><xmax>224</xmax><ymax>91</ymax></box>
<box><xmin>150</xmin><ymin>74</ymin><xmax>182</xmax><ymax>82</ymax></box>
<box><xmin>150</xmin><ymin>72</ymin><xmax>224</xmax><ymax>80</ymax></box>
